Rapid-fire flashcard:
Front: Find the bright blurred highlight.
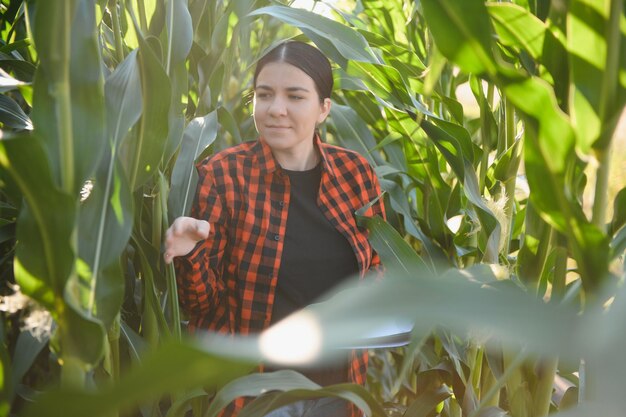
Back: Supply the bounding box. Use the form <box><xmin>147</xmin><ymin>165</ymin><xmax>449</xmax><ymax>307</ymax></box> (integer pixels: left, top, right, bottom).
<box><xmin>259</xmin><ymin>310</ymin><xmax>322</xmax><ymax>365</ymax></box>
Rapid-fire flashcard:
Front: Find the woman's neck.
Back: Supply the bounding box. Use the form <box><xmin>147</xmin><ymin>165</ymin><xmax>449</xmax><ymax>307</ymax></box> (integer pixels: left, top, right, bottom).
<box><xmin>272</xmin><ymin>143</ymin><xmax>320</xmax><ymax>171</ymax></box>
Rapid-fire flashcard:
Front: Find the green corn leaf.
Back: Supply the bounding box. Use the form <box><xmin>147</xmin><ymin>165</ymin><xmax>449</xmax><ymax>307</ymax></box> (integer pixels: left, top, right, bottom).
<box><xmin>356</xmin><ymin>214</ymin><xmax>429</xmax><ymax>274</ymax></box>
<box><xmin>21</xmin><ymin>341</ymin><xmax>253</xmax><ymax>417</ymax></box>
<box><xmin>422</xmin><ymin>0</ymin><xmax>498</xmax><ymax>76</ymax></box>
<box><xmin>487</xmin><ymin>3</ymin><xmax>545</xmax><ymax>60</ymax></box>
<box><xmin>421</xmin><ymin>120</ymin><xmax>500</xmax><ymax>262</ymax></box>
<box><xmin>610</xmin><ymin>187</ymin><xmax>626</xmax><ymax>235</ymax></box>
<box><xmin>567</xmin><ymin>0</ymin><xmax>607</xmax><ymax>152</ymax></box>
<box><xmin>0</xmin><ymin>134</ymin><xmax>106</xmax><ymax>366</ymax></box>
<box><xmin>0</xmin><ymin>68</ymin><xmax>28</xmax><ymax>92</ymax></box>
<box><xmin>76</xmin><ymin>156</ymin><xmax>132</xmax><ymax>328</ymax></box>
<box><xmin>330</xmin><ymin>104</ymin><xmax>380</xmax><ymax>167</ymax></box>
<box><xmin>60</xmin><ymin>301</ymin><xmax>106</xmax><ymax>366</ymax></box>
<box><xmin>10</xmin><ymin>330</ymin><xmax>48</xmax><ymax>388</ymax></box>
<box><xmin>611</xmin><ymin>225</ymin><xmax>626</xmax><ymax>259</ymax></box>
<box><xmin>345</xmin><ymin>60</ymin><xmax>414</xmax><ymax>111</ymax></box>
<box><xmin>238</xmin><ymin>381</ymin><xmax>387</xmax><ymax>417</ymax></box>
<box><xmin>122</xmin><ymin>21</ymin><xmax>171</xmax><ymax>191</ymax></box>
<box><xmin>168</xmin><ymin>110</ymin><xmax>218</xmax><ymax>220</ymax></box>
<box><xmin>517</xmin><ymin>203</ymin><xmax>552</xmax><ymax>287</ymax></box>
<box><xmin>247</xmin><ymin>6</ymin><xmax>377</xmax><ymax>64</ymax></box>
<box><xmin>0</xmin><ymin>133</ymin><xmax>73</xmax><ymax>308</ymax></box>
<box><xmin>30</xmin><ymin>0</ymin><xmax>106</xmax><ymax>194</ymax></box>
<box><xmin>0</xmin><ymin>322</ymin><xmax>13</xmax><ymax>415</ymax></box>
<box><xmin>105</xmin><ymin>50</ymin><xmax>142</xmax><ymax>148</ymax></box>
<box><xmin>0</xmin><ymin>94</ymin><xmax>32</xmax><ymax>130</ymax></box>
<box><xmin>404</xmin><ymin>386</ymin><xmax>452</xmax><ymax>417</ymax></box>
<box><xmin>493</xmin><ymin>139</ymin><xmax>523</xmax><ymax>183</ymax></box>
<box><xmin>165</xmin><ymin>0</ymin><xmax>193</xmax><ymax>68</ymax></box>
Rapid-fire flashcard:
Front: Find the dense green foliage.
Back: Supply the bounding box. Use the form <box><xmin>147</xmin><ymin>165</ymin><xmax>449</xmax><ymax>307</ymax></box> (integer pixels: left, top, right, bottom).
<box><xmin>0</xmin><ymin>0</ymin><xmax>624</xmax><ymax>416</ymax></box>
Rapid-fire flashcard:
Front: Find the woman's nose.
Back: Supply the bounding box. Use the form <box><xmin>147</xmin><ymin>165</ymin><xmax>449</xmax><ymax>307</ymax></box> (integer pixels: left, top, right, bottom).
<box><xmin>268</xmin><ymin>96</ymin><xmax>287</xmax><ymax>116</ymax></box>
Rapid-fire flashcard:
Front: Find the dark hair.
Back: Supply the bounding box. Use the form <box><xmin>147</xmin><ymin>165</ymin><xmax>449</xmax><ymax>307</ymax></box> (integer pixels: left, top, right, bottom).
<box><xmin>253</xmin><ymin>41</ymin><xmax>333</xmax><ymax>101</ymax></box>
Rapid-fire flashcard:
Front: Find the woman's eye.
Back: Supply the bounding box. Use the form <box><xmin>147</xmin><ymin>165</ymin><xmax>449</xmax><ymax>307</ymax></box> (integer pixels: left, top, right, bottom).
<box><xmin>256</xmin><ymin>93</ymin><xmax>271</xmax><ymax>99</ymax></box>
<box><xmin>289</xmin><ymin>95</ymin><xmax>303</xmax><ymax>100</ymax></box>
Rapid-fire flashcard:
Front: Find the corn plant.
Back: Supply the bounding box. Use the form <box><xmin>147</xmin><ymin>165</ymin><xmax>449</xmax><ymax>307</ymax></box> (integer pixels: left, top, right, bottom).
<box><xmin>1</xmin><ymin>0</ymin><xmax>625</xmax><ymax>417</ymax></box>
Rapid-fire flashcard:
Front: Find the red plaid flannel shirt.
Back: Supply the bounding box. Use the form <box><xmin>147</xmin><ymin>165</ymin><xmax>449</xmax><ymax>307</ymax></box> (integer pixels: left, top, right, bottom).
<box><xmin>175</xmin><ymin>135</ymin><xmax>385</xmax><ymax>417</ymax></box>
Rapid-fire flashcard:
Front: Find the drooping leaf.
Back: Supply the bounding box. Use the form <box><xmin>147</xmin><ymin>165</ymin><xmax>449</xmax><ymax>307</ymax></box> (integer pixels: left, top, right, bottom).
<box><xmin>206</xmin><ymin>370</ymin><xmax>384</xmax><ymax>417</ymax></box>
<box><xmin>611</xmin><ymin>187</ymin><xmax>626</xmax><ymax>235</ymax></box>
<box><xmin>0</xmin><ymin>68</ymin><xmax>27</xmax><ymax>92</ymax></box>
<box><xmin>22</xmin><ymin>341</ymin><xmax>253</xmax><ymax>417</ymax></box>
<box><xmin>422</xmin><ymin>0</ymin><xmax>498</xmax><ymax>76</ymax></box>
<box><xmin>487</xmin><ymin>3</ymin><xmax>545</xmax><ymax>60</ymax></box>
<box><xmin>165</xmin><ymin>0</ymin><xmax>193</xmax><ymax>67</ymax></box>
<box><xmin>330</xmin><ymin>104</ymin><xmax>380</xmax><ymax>167</ymax></box>
<box><xmin>355</xmin><ymin>215</ymin><xmax>429</xmax><ymax>274</ymax></box>
<box><xmin>404</xmin><ymin>386</ymin><xmax>452</xmax><ymax>417</ymax></box>
<box><xmin>0</xmin><ymin>134</ymin><xmax>73</xmax><ymax>308</ymax></box>
<box><xmin>30</xmin><ymin>0</ymin><xmax>106</xmax><ymax>193</ymax></box>
<box><xmin>0</xmin><ymin>321</ymin><xmax>13</xmax><ymax>414</ymax></box>
<box><xmin>122</xmin><ymin>21</ymin><xmax>171</xmax><ymax>190</ymax></box>
<box><xmin>420</xmin><ymin>120</ymin><xmax>500</xmax><ymax>261</ymax></box>
<box><xmin>76</xmin><ymin>154</ymin><xmax>132</xmax><ymax>328</ymax></box>
<box><xmin>237</xmin><ymin>380</ymin><xmax>387</xmax><ymax>417</ymax></box>
<box><xmin>247</xmin><ymin>6</ymin><xmax>377</xmax><ymax>64</ymax></box>
<box><xmin>0</xmin><ymin>94</ymin><xmax>32</xmax><ymax>130</ymax></box>
<box><xmin>567</xmin><ymin>0</ymin><xmax>607</xmax><ymax>152</ymax></box>
<box><xmin>345</xmin><ymin>61</ymin><xmax>414</xmax><ymax>111</ymax></box>
<box><xmin>168</xmin><ymin>110</ymin><xmax>218</xmax><ymax>220</ymax></box>
<box><xmin>105</xmin><ymin>50</ymin><xmax>142</xmax><ymax>149</ymax></box>
<box><xmin>10</xmin><ymin>330</ymin><xmax>48</xmax><ymax>387</ymax></box>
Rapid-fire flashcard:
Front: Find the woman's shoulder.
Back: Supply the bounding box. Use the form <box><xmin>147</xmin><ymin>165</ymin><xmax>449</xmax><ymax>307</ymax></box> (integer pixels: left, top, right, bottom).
<box><xmin>321</xmin><ymin>142</ymin><xmax>375</xmax><ymax>171</ymax></box>
<box><xmin>197</xmin><ymin>141</ymin><xmax>257</xmax><ymax>170</ymax></box>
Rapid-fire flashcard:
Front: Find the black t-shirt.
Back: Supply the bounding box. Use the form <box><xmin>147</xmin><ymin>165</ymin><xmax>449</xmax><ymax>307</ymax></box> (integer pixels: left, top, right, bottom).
<box><xmin>269</xmin><ymin>163</ymin><xmax>359</xmax><ymax>385</ymax></box>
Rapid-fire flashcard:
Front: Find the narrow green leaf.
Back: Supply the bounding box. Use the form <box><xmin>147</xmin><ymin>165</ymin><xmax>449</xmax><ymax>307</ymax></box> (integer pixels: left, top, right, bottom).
<box><xmin>239</xmin><ymin>382</ymin><xmax>387</xmax><ymax>417</ymax></box>
<box><xmin>120</xmin><ymin>321</ymin><xmax>147</xmax><ymax>364</ymax></box>
<box><xmin>404</xmin><ymin>386</ymin><xmax>451</xmax><ymax>417</ymax></box>
<box><xmin>10</xmin><ymin>331</ymin><xmax>48</xmax><ymax>387</ymax></box>
<box><xmin>345</xmin><ymin>60</ymin><xmax>414</xmax><ymax>110</ymax></box>
<box><xmin>610</xmin><ymin>187</ymin><xmax>626</xmax><ymax>235</ymax></box>
<box><xmin>0</xmin><ymin>68</ymin><xmax>28</xmax><ymax>92</ymax></box>
<box><xmin>168</xmin><ymin>110</ymin><xmax>218</xmax><ymax>220</ymax></box>
<box><xmin>165</xmin><ymin>0</ymin><xmax>193</xmax><ymax>68</ymax></box>
<box><xmin>21</xmin><ymin>341</ymin><xmax>253</xmax><ymax>417</ymax></box>
<box><xmin>517</xmin><ymin>203</ymin><xmax>552</xmax><ymax>287</ymax></box>
<box><xmin>62</xmin><ymin>301</ymin><xmax>106</xmax><ymax>365</ymax></box>
<box><xmin>0</xmin><ymin>95</ymin><xmax>32</xmax><ymax>130</ymax></box>
<box><xmin>487</xmin><ymin>3</ymin><xmax>545</xmax><ymax>60</ymax></box>
<box><xmin>217</xmin><ymin>107</ymin><xmax>243</xmax><ymax>144</ymax></box>
<box><xmin>356</xmin><ymin>215</ymin><xmax>429</xmax><ymax>273</ymax></box>
<box><xmin>567</xmin><ymin>0</ymin><xmax>606</xmax><ymax>152</ymax></box>
<box><xmin>247</xmin><ymin>6</ymin><xmax>376</xmax><ymax>64</ymax></box>
<box><xmin>77</xmin><ymin>156</ymin><xmax>133</xmax><ymax>322</ymax></box>
<box><xmin>422</xmin><ymin>0</ymin><xmax>498</xmax><ymax>75</ymax></box>
<box><xmin>493</xmin><ymin>140</ymin><xmax>523</xmax><ymax>182</ymax></box>
<box><xmin>122</xmin><ymin>23</ymin><xmax>171</xmax><ymax>191</ymax></box>
<box><xmin>330</xmin><ymin>104</ymin><xmax>380</xmax><ymax>167</ymax></box>
<box><xmin>504</xmin><ymin>77</ymin><xmax>574</xmax><ymax>175</ymax></box>
<box><xmin>421</xmin><ymin>120</ymin><xmax>500</xmax><ymax>261</ymax></box>
<box><xmin>0</xmin><ymin>321</ymin><xmax>13</xmax><ymax>414</ymax></box>
<box><xmin>105</xmin><ymin>50</ymin><xmax>142</xmax><ymax>148</ymax></box>
<box><xmin>381</xmin><ymin>172</ymin><xmax>449</xmax><ymax>271</ymax></box>
<box><xmin>30</xmin><ymin>0</ymin><xmax>106</xmax><ymax>193</ymax></box>
<box><xmin>0</xmin><ymin>134</ymin><xmax>74</xmax><ymax>308</ymax></box>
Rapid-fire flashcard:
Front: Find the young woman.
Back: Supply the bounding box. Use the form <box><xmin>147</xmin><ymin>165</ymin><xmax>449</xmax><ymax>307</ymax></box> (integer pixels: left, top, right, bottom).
<box><xmin>164</xmin><ymin>41</ymin><xmax>386</xmax><ymax>417</ymax></box>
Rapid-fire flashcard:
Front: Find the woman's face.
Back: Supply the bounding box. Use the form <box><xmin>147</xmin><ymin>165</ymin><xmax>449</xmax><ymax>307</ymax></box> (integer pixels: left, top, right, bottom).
<box><xmin>253</xmin><ymin>61</ymin><xmax>331</xmax><ymax>164</ymax></box>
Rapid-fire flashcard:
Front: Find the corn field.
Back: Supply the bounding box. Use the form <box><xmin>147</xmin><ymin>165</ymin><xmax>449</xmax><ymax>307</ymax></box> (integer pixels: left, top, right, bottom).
<box><xmin>0</xmin><ymin>0</ymin><xmax>625</xmax><ymax>416</ymax></box>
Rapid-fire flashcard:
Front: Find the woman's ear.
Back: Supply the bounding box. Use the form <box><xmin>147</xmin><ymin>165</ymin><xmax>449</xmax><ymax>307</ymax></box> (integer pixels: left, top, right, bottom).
<box><xmin>317</xmin><ymin>98</ymin><xmax>332</xmax><ymax>124</ymax></box>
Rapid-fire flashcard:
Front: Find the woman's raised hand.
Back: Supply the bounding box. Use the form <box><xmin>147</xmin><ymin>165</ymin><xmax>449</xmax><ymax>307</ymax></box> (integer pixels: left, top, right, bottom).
<box><xmin>163</xmin><ymin>217</ymin><xmax>210</xmax><ymax>264</ymax></box>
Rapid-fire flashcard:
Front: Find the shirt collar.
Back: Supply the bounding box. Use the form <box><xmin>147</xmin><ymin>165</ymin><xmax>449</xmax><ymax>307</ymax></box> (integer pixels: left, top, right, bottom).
<box><xmin>253</xmin><ymin>134</ymin><xmax>336</xmax><ymax>178</ymax></box>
